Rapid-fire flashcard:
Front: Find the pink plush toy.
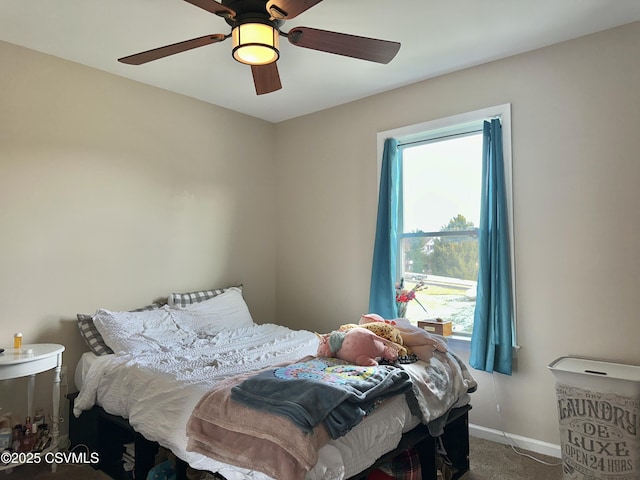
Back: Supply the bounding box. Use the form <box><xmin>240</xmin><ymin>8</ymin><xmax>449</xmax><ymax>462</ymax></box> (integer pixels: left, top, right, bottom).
<box><xmin>316</xmin><ymin>327</ymin><xmax>399</xmax><ymax>366</ymax></box>
<box><xmin>360</xmin><ymin>313</ymin><xmax>448</xmax><ymax>362</ymax></box>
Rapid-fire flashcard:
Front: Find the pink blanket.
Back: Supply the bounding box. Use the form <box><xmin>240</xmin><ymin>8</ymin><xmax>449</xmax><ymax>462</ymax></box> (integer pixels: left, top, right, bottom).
<box><xmin>186</xmin><ymin>366</ymin><xmax>330</xmax><ymax>480</ymax></box>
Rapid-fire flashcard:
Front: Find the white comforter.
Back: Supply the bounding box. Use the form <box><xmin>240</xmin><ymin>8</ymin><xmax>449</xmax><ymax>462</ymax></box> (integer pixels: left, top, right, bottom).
<box><xmin>74</xmin><ymin>323</ymin><xmax>472</xmax><ymax>480</ymax></box>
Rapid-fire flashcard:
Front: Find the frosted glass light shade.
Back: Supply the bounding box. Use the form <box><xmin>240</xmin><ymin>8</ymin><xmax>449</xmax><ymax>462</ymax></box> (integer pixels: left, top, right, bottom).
<box><xmin>232</xmin><ymin>23</ymin><xmax>279</xmax><ymax>65</ymax></box>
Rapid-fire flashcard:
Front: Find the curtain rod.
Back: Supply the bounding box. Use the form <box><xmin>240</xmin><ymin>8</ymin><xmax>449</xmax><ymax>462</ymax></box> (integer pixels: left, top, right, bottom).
<box><xmin>397</xmin><ymin>127</ymin><xmax>484</xmax><ymax>149</ymax></box>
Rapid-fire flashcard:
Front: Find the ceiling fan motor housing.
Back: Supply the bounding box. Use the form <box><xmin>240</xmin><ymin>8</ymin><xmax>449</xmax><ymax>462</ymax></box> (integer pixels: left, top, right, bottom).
<box><xmin>222</xmin><ymin>0</ymin><xmax>282</xmax><ymax>26</ymax></box>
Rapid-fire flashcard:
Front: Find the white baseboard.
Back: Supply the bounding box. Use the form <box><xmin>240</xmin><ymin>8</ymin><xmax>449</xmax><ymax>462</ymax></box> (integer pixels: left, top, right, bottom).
<box><xmin>469</xmin><ymin>423</ymin><xmax>562</xmax><ymax>459</ymax></box>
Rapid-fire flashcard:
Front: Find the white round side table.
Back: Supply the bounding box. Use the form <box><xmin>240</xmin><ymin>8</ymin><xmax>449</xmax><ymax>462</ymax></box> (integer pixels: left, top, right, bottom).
<box><xmin>0</xmin><ymin>343</ymin><xmax>65</xmax><ymax>472</ymax></box>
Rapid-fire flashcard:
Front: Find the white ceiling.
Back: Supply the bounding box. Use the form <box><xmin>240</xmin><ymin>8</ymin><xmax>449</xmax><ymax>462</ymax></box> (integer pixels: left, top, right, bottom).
<box><xmin>2</xmin><ymin>0</ymin><xmax>640</xmax><ymax>123</ymax></box>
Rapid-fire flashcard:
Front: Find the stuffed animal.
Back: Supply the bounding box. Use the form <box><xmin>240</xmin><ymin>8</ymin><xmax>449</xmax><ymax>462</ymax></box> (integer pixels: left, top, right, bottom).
<box><xmin>339</xmin><ymin>322</ymin><xmax>407</xmax><ymax>357</ymax></box>
<box><xmin>360</xmin><ymin>313</ymin><xmax>448</xmax><ymax>362</ymax></box>
<box><xmin>316</xmin><ymin>327</ymin><xmax>399</xmax><ymax>366</ymax></box>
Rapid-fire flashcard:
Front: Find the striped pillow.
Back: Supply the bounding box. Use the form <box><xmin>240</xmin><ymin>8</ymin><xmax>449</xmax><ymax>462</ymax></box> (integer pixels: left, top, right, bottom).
<box><xmin>168</xmin><ymin>284</ymin><xmax>243</xmax><ymax>307</ymax></box>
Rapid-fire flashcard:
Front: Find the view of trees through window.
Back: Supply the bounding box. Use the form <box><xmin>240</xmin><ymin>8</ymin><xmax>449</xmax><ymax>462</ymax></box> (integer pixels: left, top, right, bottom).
<box><xmin>404</xmin><ymin>215</ymin><xmax>478</xmax><ymax>280</ymax></box>
<box><xmin>399</xmin><ymin>131</ymin><xmax>482</xmax><ymax>335</ymax></box>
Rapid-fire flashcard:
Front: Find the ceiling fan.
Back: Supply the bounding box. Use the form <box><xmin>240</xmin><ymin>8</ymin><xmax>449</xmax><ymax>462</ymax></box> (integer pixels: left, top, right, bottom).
<box><xmin>118</xmin><ymin>0</ymin><xmax>401</xmax><ymax>95</ymax></box>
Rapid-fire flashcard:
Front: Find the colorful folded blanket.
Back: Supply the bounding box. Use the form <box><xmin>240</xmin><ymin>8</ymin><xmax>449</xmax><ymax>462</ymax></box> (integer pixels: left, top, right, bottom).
<box><xmin>230</xmin><ymin>357</ymin><xmax>413</xmax><ymax>439</ymax></box>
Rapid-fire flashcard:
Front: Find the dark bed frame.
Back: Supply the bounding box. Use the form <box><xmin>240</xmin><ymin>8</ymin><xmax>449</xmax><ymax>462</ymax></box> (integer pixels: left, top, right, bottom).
<box><xmin>68</xmin><ymin>392</ymin><xmax>471</xmax><ymax>480</ymax></box>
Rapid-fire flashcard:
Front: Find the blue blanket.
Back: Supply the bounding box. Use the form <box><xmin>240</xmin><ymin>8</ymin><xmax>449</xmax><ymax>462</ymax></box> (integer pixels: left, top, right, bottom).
<box><xmin>230</xmin><ymin>357</ymin><xmax>412</xmax><ymax>439</ymax></box>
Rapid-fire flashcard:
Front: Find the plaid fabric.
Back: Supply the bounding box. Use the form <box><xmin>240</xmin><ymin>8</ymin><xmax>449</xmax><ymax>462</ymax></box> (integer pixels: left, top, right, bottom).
<box><xmin>376</xmin><ymin>447</ymin><xmax>422</xmax><ymax>480</ymax></box>
<box><xmin>77</xmin><ymin>314</ymin><xmax>114</xmax><ymax>356</ymax></box>
<box><xmin>77</xmin><ymin>303</ymin><xmax>161</xmax><ymax>356</ymax></box>
<box><xmin>168</xmin><ymin>284</ymin><xmax>243</xmax><ymax>307</ymax></box>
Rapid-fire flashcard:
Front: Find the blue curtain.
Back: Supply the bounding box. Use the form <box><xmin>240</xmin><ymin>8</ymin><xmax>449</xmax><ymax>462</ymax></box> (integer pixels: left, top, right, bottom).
<box><xmin>470</xmin><ymin>119</ymin><xmax>514</xmax><ymax>375</ymax></box>
<box><xmin>368</xmin><ymin>138</ymin><xmax>400</xmax><ymax>318</ymax></box>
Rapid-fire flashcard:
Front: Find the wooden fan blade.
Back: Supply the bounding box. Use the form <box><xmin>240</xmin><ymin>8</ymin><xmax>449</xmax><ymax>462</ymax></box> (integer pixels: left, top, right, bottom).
<box><xmin>251</xmin><ymin>63</ymin><xmax>282</xmax><ymax>95</ymax></box>
<box><xmin>266</xmin><ymin>0</ymin><xmax>322</xmax><ymax>19</ymax></box>
<box><xmin>118</xmin><ymin>34</ymin><xmax>227</xmax><ymax>65</ymax></box>
<box><xmin>184</xmin><ymin>0</ymin><xmax>235</xmax><ymax>19</ymax></box>
<box><xmin>288</xmin><ymin>27</ymin><xmax>400</xmax><ymax>64</ymax></box>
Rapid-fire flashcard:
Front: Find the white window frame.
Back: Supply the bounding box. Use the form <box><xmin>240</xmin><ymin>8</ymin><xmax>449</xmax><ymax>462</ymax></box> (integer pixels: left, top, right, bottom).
<box><xmin>376</xmin><ymin>104</ymin><xmax>517</xmax><ymax>347</ymax></box>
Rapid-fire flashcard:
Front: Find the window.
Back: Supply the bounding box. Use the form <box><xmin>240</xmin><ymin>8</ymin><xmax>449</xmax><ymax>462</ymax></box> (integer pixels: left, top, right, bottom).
<box><xmin>377</xmin><ymin>104</ymin><xmax>514</xmax><ymax>338</ymax></box>
<box><xmin>399</xmin><ymin>131</ymin><xmax>482</xmax><ymax>334</ymax></box>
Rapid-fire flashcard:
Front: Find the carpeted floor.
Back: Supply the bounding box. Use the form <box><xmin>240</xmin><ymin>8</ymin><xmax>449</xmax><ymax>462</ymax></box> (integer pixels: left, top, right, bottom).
<box><xmin>467</xmin><ymin>436</ymin><xmax>562</xmax><ymax>480</ymax></box>
<box><xmin>4</xmin><ymin>436</ymin><xmax>563</xmax><ymax>479</ymax></box>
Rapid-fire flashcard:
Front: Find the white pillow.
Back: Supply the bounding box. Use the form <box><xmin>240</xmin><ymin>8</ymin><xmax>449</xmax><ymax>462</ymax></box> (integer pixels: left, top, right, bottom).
<box><xmin>93</xmin><ymin>306</ymin><xmax>189</xmax><ymax>353</ymax></box>
<box><xmin>169</xmin><ymin>287</ymin><xmax>254</xmax><ymax>335</ymax></box>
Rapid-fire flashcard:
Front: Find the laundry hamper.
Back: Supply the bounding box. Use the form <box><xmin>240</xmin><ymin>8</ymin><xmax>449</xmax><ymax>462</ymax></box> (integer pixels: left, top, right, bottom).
<box><xmin>548</xmin><ymin>356</ymin><xmax>640</xmax><ymax>480</ymax></box>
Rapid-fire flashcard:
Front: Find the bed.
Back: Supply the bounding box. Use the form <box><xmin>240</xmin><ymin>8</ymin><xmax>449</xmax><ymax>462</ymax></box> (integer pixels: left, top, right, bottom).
<box><xmin>70</xmin><ymin>286</ymin><xmax>476</xmax><ymax>480</ymax></box>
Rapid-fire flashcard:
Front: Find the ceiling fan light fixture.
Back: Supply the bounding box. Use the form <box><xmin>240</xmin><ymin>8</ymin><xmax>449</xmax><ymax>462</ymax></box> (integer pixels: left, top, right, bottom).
<box><xmin>232</xmin><ymin>22</ymin><xmax>279</xmax><ymax>65</ymax></box>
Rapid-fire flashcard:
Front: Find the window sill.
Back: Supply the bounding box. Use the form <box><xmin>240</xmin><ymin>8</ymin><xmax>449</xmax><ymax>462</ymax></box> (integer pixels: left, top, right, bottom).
<box><xmin>444</xmin><ymin>334</ymin><xmax>471</xmax><ymax>353</ymax></box>
<box><xmin>442</xmin><ymin>334</ymin><xmax>522</xmax><ymax>358</ymax></box>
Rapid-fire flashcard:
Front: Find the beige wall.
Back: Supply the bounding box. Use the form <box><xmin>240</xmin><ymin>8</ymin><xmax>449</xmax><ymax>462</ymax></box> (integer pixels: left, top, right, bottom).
<box><xmin>0</xmin><ymin>41</ymin><xmax>277</xmax><ymax>429</ymax></box>
<box><xmin>275</xmin><ymin>22</ymin><xmax>640</xmax><ymax>445</ymax></box>
<box><xmin>2</xmin><ymin>21</ymin><xmax>639</xmax><ymax>450</ymax></box>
